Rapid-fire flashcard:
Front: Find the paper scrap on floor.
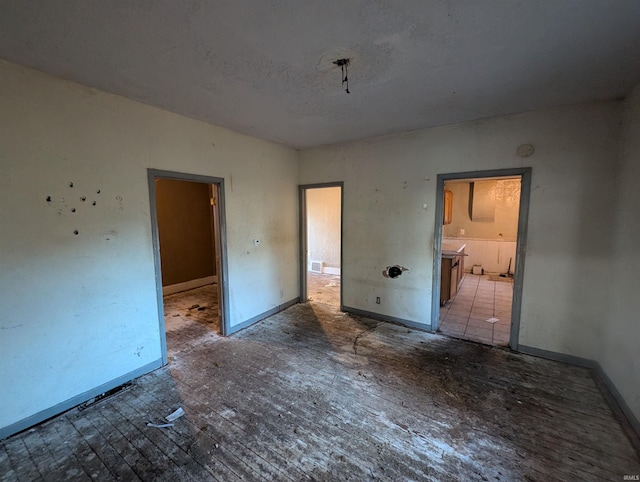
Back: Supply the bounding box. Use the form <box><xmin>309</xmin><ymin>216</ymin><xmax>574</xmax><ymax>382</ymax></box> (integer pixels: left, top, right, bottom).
<box><xmin>166</xmin><ymin>407</ymin><xmax>185</xmax><ymax>421</ymax></box>
<box><xmin>486</xmin><ymin>317</ymin><xmax>499</xmax><ymax>323</ymax></box>
<box><xmin>147</xmin><ymin>422</ymin><xmax>174</xmax><ymax>428</ymax></box>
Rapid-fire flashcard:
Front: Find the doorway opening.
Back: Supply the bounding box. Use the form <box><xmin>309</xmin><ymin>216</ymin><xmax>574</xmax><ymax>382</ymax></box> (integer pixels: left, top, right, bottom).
<box><xmin>148</xmin><ymin>170</ymin><xmax>229</xmax><ymax>364</ymax></box>
<box><xmin>300</xmin><ymin>183</ymin><xmax>343</xmax><ymax>309</ymax></box>
<box><xmin>432</xmin><ymin>168</ymin><xmax>531</xmax><ymax>349</ymax></box>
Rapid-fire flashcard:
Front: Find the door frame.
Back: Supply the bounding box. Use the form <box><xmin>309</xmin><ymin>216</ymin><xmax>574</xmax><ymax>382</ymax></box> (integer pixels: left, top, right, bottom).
<box><xmin>148</xmin><ymin>169</ymin><xmax>231</xmax><ymax>365</ymax></box>
<box><xmin>299</xmin><ymin>182</ymin><xmax>344</xmax><ymax>311</ymax></box>
<box><xmin>431</xmin><ymin>167</ymin><xmax>532</xmax><ymax>349</ymax></box>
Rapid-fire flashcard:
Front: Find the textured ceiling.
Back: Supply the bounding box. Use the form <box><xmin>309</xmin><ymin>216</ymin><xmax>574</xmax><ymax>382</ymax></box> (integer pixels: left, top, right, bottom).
<box><xmin>1</xmin><ymin>1</ymin><xmax>639</xmax><ymax>148</ymax></box>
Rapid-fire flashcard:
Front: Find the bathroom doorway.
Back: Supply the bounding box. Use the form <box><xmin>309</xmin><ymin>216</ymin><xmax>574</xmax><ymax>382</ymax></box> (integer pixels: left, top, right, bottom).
<box><xmin>432</xmin><ymin>168</ymin><xmax>531</xmax><ymax>349</ymax></box>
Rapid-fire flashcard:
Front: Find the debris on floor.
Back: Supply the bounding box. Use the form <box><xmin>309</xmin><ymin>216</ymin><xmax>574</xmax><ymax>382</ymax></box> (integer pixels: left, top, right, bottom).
<box><xmin>146</xmin><ymin>422</ymin><xmax>174</xmax><ymax>429</ymax></box>
<box><xmin>77</xmin><ymin>383</ymin><xmax>132</xmax><ymax>411</ymax></box>
<box><xmin>166</xmin><ymin>407</ymin><xmax>185</xmax><ymax>421</ymax></box>
<box><xmin>146</xmin><ymin>407</ymin><xmax>184</xmax><ymax>428</ymax></box>
<box><xmin>486</xmin><ymin>317</ymin><xmax>499</xmax><ymax>323</ymax></box>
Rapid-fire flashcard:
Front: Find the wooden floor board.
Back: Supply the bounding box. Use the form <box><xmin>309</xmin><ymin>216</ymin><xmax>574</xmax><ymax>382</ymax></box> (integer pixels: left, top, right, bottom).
<box><xmin>113</xmin><ymin>387</ymin><xmax>223</xmax><ymax>481</ymax></box>
<box><xmin>125</xmin><ymin>377</ymin><xmax>265</xmax><ymax>481</ymax></box>
<box><xmin>166</xmin><ymin>362</ymin><xmax>342</xmax><ymax>480</ymax></box>
<box><xmin>168</xmin><ymin>388</ymin><xmax>316</xmax><ymax>481</ymax></box>
<box><xmin>48</xmin><ymin>416</ymin><xmax>110</xmax><ymax>481</ymax></box>
<box><xmin>93</xmin><ymin>403</ymin><xmax>162</xmax><ymax>480</ymax></box>
<box><xmin>0</xmin><ymin>445</ymin><xmax>19</xmax><ymax>482</ymax></box>
<box><xmin>19</xmin><ymin>429</ymin><xmax>59</xmax><ymax>481</ymax></box>
<box><xmin>1</xmin><ymin>295</ymin><xmax>639</xmax><ymax>481</ymax></box>
<box><xmin>2</xmin><ymin>437</ymin><xmax>42</xmax><ymax>481</ymax></box>
<box><xmin>66</xmin><ymin>411</ymin><xmax>141</xmax><ymax>481</ymax></box>
<box><xmin>177</xmin><ymin>372</ymin><xmax>435</xmax><ymax>481</ymax></box>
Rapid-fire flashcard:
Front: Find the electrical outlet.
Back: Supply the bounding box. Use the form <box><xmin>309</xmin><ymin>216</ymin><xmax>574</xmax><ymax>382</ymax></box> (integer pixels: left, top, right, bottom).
<box><xmin>376</xmin><ymin>297</ymin><xmax>381</xmax><ymax>304</ymax></box>
<box><xmin>459</xmin><ymin>229</ymin><xmax>465</xmax><ymax>235</ymax></box>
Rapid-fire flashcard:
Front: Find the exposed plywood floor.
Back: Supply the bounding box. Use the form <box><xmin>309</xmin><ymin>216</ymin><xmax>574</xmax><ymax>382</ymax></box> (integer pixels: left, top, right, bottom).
<box><xmin>2</xmin><ymin>301</ymin><xmax>639</xmax><ymax>480</ymax></box>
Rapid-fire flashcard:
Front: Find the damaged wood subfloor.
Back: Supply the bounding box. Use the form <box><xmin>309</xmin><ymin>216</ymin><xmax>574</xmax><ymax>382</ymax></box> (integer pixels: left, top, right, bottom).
<box><xmin>164</xmin><ymin>284</ymin><xmax>220</xmax><ymax>337</ymax></box>
<box><xmin>2</xmin><ymin>302</ymin><xmax>639</xmax><ymax>481</ymax></box>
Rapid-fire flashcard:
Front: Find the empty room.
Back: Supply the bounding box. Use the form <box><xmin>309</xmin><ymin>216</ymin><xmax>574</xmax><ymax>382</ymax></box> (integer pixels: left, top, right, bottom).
<box><xmin>1</xmin><ymin>1</ymin><xmax>639</xmax><ymax>480</ymax></box>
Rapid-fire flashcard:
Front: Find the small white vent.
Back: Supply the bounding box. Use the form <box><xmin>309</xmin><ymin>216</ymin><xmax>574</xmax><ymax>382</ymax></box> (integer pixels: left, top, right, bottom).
<box><xmin>310</xmin><ymin>260</ymin><xmax>324</xmax><ymax>273</ymax></box>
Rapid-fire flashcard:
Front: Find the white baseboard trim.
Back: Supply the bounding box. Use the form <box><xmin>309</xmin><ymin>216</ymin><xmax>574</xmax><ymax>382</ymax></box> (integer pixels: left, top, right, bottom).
<box><xmin>323</xmin><ymin>266</ymin><xmax>341</xmax><ymax>275</ymax></box>
<box><xmin>163</xmin><ymin>275</ymin><xmax>217</xmax><ymax>296</ymax></box>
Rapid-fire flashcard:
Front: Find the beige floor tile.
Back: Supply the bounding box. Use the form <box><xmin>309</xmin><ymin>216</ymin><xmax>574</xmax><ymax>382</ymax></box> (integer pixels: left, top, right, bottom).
<box><xmin>448</xmin><ymin>308</ymin><xmax>471</xmax><ymax>318</ymax></box>
<box><xmin>471</xmin><ymin>308</ymin><xmax>494</xmax><ymax>317</ymax></box>
<box><xmin>455</xmin><ymin>291</ymin><xmax>476</xmax><ymax>298</ymax></box>
<box><xmin>469</xmin><ymin>312</ymin><xmax>494</xmax><ymax>322</ymax></box>
<box><xmin>452</xmin><ymin>298</ymin><xmax>475</xmax><ymax>305</ymax></box>
<box><xmin>439</xmin><ymin>274</ymin><xmax>515</xmax><ymax>347</ymax></box>
<box><xmin>476</xmin><ymin>288</ymin><xmax>495</xmax><ymax>295</ymax></box>
<box><xmin>467</xmin><ymin>318</ymin><xmax>495</xmax><ymax>329</ymax></box>
<box><xmin>450</xmin><ymin>299</ymin><xmax>474</xmax><ymax>308</ymax></box>
<box><xmin>493</xmin><ymin>323</ymin><xmax>511</xmax><ymax>333</ymax></box>
<box><xmin>440</xmin><ymin>323</ymin><xmax>466</xmax><ymax>335</ymax></box>
<box><xmin>445</xmin><ymin>314</ymin><xmax>469</xmax><ymax>325</ymax></box>
<box><xmin>495</xmin><ymin>294</ymin><xmax>513</xmax><ymax>301</ymax></box>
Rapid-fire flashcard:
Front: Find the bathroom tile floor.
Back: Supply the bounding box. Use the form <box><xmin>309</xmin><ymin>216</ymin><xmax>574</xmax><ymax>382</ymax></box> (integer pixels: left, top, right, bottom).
<box><xmin>438</xmin><ymin>273</ymin><xmax>513</xmax><ymax>346</ymax></box>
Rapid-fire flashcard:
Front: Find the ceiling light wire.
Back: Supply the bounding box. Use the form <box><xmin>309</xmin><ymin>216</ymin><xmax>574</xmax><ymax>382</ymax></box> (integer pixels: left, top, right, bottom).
<box><xmin>333</xmin><ymin>58</ymin><xmax>350</xmax><ymax>94</ymax></box>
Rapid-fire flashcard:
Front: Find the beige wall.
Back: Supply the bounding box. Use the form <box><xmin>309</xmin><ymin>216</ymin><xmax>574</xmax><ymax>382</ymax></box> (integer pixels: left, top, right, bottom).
<box><xmin>600</xmin><ymin>82</ymin><xmax>640</xmax><ymax>427</ymax></box>
<box><xmin>307</xmin><ymin>187</ymin><xmax>341</xmax><ymax>270</ymax></box>
<box><xmin>443</xmin><ymin>179</ymin><xmax>520</xmax><ymax>241</ymax></box>
<box><xmin>1</xmin><ymin>55</ymin><xmax>637</xmax><ymax>438</ymax></box>
<box><xmin>156</xmin><ymin>179</ymin><xmax>215</xmax><ymax>286</ymax></box>
<box><xmin>0</xmin><ymin>59</ymin><xmax>299</xmax><ymax>438</ymax></box>
<box><xmin>299</xmin><ymin>101</ymin><xmax>619</xmax><ymax>363</ymax></box>
<box><xmin>299</xmin><ymin>98</ymin><xmax>640</xmax><ymax>429</ymax></box>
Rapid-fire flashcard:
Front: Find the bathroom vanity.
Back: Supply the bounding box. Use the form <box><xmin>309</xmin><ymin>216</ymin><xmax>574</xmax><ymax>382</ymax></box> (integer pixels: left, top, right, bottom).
<box><xmin>441</xmin><ymin>242</ymin><xmax>466</xmax><ymax>305</ymax></box>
